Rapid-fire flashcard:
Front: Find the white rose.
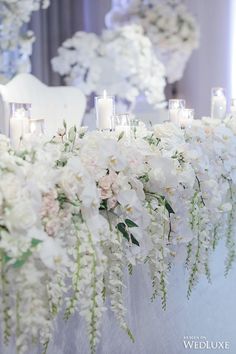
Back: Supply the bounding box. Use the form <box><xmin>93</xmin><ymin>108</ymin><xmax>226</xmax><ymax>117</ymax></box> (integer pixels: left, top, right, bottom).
<box><xmin>0</xmin><ymin>174</ymin><xmax>22</xmax><ymax>204</ymax></box>
<box><xmin>6</xmin><ymin>201</ymin><xmax>37</xmax><ymax>231</ymax></box>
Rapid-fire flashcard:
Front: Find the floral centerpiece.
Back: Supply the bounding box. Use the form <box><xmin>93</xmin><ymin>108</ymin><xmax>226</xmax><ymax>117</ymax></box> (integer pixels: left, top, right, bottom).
<box><xmin>51</xmin><ymin>24</ymin><xmax>166</xmax><ymax>112</ymax></box>
<box><xmin>106</xmin><ymin>0</ymin><xmax>200</xmax><ymax>83</ymax></box>
<box><xmin>0</xmin><ymin>117</ymin><xmax>235</xmax><ymax>353</ymax></box>
<box><xmin>0</xmin><ymin>0</ymin><xmax>50</xmax><ymax>83</ymax></box>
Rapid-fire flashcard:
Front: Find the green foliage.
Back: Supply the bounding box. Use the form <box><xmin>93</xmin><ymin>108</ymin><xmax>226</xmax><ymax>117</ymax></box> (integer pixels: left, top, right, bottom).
<box><xmin>128</xmin><ymin>263</ymin><xmax>133</xmax><ymax>275</ymax></box>
<box><xmin>117</xmin><ymin>131</ymin><xmax>125</xmax><ymax>141</ymax></box>
<box><xmin>99</xmin><ymin>199</ymin><xmax>108</xmax><ymax>211</ymax></box>
<box><xmin>158</xmin><ymin>195</ymin><xmax>175</xmax><ymax>215</ymax></box>
<box><xmin>145</xmin><ymin>191</ymin><xmax>175</xmax><ymax>215</ymax></box>
<box><xmin>144</xmin><ymin>134</ymin><xmax>161</xmax><ymax>146</ymax></box>
<box><xmin>68</xmin><ymin>126</ymin><xmax>77</xmax><ymax>143</ymax></box>
<box><xmin>172</xmin><ymin>151</ymin><xmax>185</xmax><ymax>165</ymax></box>
<box><xmin>139</xmin><ymin>173</ymin><xmax>149</xmax><ymax>183</ymax></box>
<box><xmin>224</xmin><ymin>180</ymin><xmax>236</xmax><ymax>276</ymax></box>
<box><xmin>124</xmin><ymin>219</ymin><xmax>138</xmax><ymax>228</ymax></box>
<box><xmin>116</xmin><ymin>221</ymin><xmax>139</xmax><ymax>246</ymax></box>
<box><xmin>2</xmin><ymin>239</ymin><xmax>42</xmax><ymax>269</ymax></box>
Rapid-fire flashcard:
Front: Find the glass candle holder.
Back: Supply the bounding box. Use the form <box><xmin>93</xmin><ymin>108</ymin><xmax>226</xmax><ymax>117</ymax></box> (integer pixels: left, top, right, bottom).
<box><xmin>211</xmin><ymin>87</ymin><xmax>227</xmax><ymax>120</ymax></box>
<box><xmin>9</xmin><ymin>102</ymin><xmax>31</xmax><ymax>148</ymax></box>
<box><xmin>114</xmin><ymin>113</ymin><xmax>131</xmax><ymax>137</ymax></box>
<box><xmin>129</xmin><ymin>118</ymin><xmax>141</xmax><ymax>139</ymax></box>
<box><xmin>168</xmin><ymin>99</ymin><xmax>186</xmax><ymax>125</ymax></box>
<box><xmin>179</xmin><ymin>108</ymin><xmax>195</xmax><ymax>127</ymax></box>
<box><xmin>29</xmin><ymin>118</ymin><xmax>45</xmax><ymax>135</ymax></box>
<box><xmin>230</xmin><ymin>98</ymin><xmax>236</xmax><ymax>116</ymax></box>
<box><xmin>95</xmin><ymin>90</ymin><xmax>115</xmax><ymax>131</ymax></box>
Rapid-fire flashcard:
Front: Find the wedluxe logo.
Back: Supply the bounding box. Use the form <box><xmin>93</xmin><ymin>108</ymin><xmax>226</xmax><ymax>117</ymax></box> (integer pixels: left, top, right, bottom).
<box><xmin>183</xmin><ymin>336</ymin><xmax>230</xmax><ymax>350</ymax></box>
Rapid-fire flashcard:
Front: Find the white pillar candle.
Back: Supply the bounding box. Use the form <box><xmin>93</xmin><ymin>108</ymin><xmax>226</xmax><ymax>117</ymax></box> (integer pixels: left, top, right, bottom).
<box><xmin>211</xmin><ymin>88</ymin><xmax>227</xmax><ymax>120</ymax></box>
<box><xmin>9</xmin><ymin>108</ymin><xmax>29</xmax><ymax>148</ymax></box>
<box><xmin>168</xmin><ymin>99</ymin><xmax>186</xmax><ymax>125</ymax></box>
<box><xmin>169</xmin><ymin>109</ymin><xmax>179</xmax><ymax>124</ymax></box>
<box><xmin>95</xmin><ymin>90</ymin><xmax>115</xmax><ymax>130</ymax></box>
<box><xmin>179</xmin><ymin>108</ymin><xmax>195</xmax><ymax>127</ymax></box>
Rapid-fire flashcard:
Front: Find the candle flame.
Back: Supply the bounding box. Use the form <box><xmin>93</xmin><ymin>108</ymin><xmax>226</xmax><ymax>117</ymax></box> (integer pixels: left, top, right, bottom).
<box><xmin>103</xmin><ymin>89</ymin><xmax>107</xmax><ymax>98</ymax></box>
<box><xmin>216</xmin><ymin>88</ymin><xmax>224</xmax><ymax>97</ymax></box>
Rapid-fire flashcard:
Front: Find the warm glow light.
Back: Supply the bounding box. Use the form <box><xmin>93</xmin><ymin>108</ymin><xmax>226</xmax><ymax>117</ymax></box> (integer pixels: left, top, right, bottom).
<box><xmin>215</xmin><ymin>88</ymin><xmax>224</xmax><ymax>96</ymax></box>
<box><xmin>30</xmin><ymin>122</ymin><xmax>36</xmax><ymax>133</ymax></box>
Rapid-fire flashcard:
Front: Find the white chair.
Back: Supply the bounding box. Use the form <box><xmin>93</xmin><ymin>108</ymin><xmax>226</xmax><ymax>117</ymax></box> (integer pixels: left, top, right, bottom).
<box><xmin>0</xmin><ymin>73</ymin><xmax>86</xmax><ymax>136</ymax></box>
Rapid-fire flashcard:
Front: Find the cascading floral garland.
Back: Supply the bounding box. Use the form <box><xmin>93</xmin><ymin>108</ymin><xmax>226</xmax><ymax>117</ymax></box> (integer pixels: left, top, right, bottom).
<box><xmin>0</xmin><ymin>116</ymin><xmax>236</xmax><ymax>354</ymax></box>
<box><xmin>0</xmin><ymin>0</ymin><xmax>50</xmax><ymax>83</ymax></box>
<box><xmin>105</xmin><ymin>0</ymin><xmax>200</xmax><ymax>83</ymax></box>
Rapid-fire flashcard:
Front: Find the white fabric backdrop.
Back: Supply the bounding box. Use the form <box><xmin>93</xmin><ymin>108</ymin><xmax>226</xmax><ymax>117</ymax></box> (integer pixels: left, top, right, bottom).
<box><xmin>178</xmin><ymin>0</ymin><xmax>233</xmax><ymax>118</ymax></box>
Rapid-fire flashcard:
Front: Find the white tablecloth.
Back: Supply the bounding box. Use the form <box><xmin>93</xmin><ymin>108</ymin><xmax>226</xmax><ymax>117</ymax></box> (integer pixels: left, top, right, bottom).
<box><xmin>1</xmin><ymin>240</ymin><xmax>236</xmax><ymax>354</ymax></box>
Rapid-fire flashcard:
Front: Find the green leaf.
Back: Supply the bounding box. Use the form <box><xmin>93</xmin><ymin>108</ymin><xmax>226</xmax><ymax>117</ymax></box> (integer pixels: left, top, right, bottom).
<box><xmin>118</xmin><ymin>131</ymin><xmax>125</xmax><ymax>141</ymax></box>
<box><xmin>2</xmin><ymin>253</ymin><xmax>11</xmax><ymax>264</ymax></box>
<box><xmin>160</xmin><ymin>196</ymin><xmax>175</xmax><ymax>214</ymax></box>
<box><xmin>2</xmin><ymin>239</ymin><xmax>42</xmax><ymax>268</ymax></box>
<box><xmin>125</xmin><ymin>219</ymin><xmax>138</xmax><ymax>228</ymax></box>
<box><xmin>31</xmin><ymin>238</ymin><xmax>43</xmax><ymax>247</ymax></box>
<box><xmin>139</xmin><ymin>174</ymin><xmax>149</xmax><ymax>183</ymax></box>
<box><xmin>13</xmin><ymin>250</ymin><xmax>32</xmax><ymax>268</ymax></box>
<box><xmin>99</xmin><ymin>199</ymin><xmax>108</xmax><ymax>210</ymax></box>
<box><xmin>164</xmin><ymin>200</ymin><xmax>175</xmax><ymax>214</ymax></box>
<box><xmin>68</xmin><ymin>126</ymin><xmax>77</xmax><ymax>143</ymax></box>
<box><xmin>116</xmin><ymin>222</ymin><xmax>129</xmax><ymax>241</ymax></box>
<box><xmin>56</xmin><ymin>159</ymin><xmax>67</xmax><ymax>167</ymax></box>
<box><xmin>63</xmin><ymin>120</ymin><xmax>67</xmax><ymax>130</ymax></box>
<box><xmin>0</xmin><ymin>225</ymin><xmax>8</xmax><ymax>233</ymax></box>
<box><xmin>116</xmin><ymin>223</ymin><xmax>140</xmax><ymax>246</ymax></box>
<box><xmin>130</xmin><ymin>234</ymin><xmax>139</xmax><ymax>247</ymax></box>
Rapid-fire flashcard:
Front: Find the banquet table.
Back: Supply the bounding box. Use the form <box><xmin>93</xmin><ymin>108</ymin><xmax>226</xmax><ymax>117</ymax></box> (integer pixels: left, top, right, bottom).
<box><xmin>1</xmin><ymin>117</ymin><xmax>236</xmax><ymax>354</ymax></box>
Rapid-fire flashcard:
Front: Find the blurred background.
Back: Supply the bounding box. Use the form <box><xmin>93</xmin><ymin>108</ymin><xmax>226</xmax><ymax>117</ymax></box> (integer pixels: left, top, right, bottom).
<box><xmin>27</xmin><ymin>0</ymin><xmax>234</xmax><ymax>119</ymax></box>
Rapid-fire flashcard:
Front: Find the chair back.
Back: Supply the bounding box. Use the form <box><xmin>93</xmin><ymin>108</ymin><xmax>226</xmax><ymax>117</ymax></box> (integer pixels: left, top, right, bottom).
<box><xmin>0</xmin><ymin>73</ymin><xmax>86</xmax><ymax>136</ymax></box>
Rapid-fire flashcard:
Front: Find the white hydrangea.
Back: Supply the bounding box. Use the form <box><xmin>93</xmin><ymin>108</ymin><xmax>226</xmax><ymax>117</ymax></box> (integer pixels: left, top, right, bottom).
<box><xmin>52</xmin><ymin>24</ymin><xmax>166</xmax><ymax>111</ymax></box>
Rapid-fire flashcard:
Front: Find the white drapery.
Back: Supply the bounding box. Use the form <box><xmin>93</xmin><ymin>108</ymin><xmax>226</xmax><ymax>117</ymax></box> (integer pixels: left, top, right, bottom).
<box><xmin>178</xmin><ymin>0</ymin><xmax>233</xmax><ymax>118</ymax></box>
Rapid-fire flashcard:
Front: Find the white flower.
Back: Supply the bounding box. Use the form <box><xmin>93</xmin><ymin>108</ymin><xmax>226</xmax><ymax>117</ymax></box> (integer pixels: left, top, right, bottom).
<box><xmin>106</xmin><ymin>0</ymin><xmax>200</xmax><ymax>83</ymax></box>
<box><xmin>0</xmin><ymin>116</ymin><xmax>236</xmax><ymax>354</ymax></box>
<box><xmin>39</xmin><ymin>238</ymin><xmax>68</xmax><ymax>269</ymax></box>
<box><xmin>0</xmin><ymin>134</ymin><xmax>10</xmax><ymax>152</ymax></box>
<box><xmin>220</xmin><ymin>203</ymin><xmax>232</xmax><ymax>212</ymax></box>
<box><xmin>148</xmin><ymin>156</ymin><xmax>178</xmax><ymax>191</ymax></box>
<box><xmin>6</xmin><ymin>200</ymin><xmax>37</xmax><ymax>231</ymax></box>
<box><xmin>0</xmin><ymin>0</ymin><xmax>51</xmax><ymax>82</ymax></box>
<box><xmin>52</xmin><ymin>24</ymin><xmax>166</xmax><ymax>111</ymax></box>
<box><xmin>0</xmin><ymin>173</ymin><xmax>23</xmax><ymax>203</ymax></box>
